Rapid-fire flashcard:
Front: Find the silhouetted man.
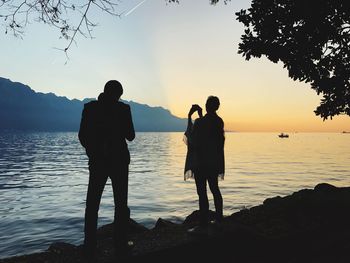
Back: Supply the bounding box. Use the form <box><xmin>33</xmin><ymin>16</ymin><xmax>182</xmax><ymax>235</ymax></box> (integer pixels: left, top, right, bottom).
<box><xmin>79</xmin><ymin>80</ymin><xmax>135</xmax><ymax>258</ymax></box>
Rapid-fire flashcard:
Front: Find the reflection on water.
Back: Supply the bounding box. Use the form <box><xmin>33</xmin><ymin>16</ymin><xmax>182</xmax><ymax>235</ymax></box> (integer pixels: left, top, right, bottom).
<box><xmin>0</xmin><ymin>132</ymin><xmax>349</xmax><ymax>258</ymax></box>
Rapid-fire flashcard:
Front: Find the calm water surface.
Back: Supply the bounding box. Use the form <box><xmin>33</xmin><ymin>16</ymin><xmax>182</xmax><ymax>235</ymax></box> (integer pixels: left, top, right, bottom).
<box><xmin>0</xmin><ymin>132</ymin><xmax>349</xmax><ymax>258</ymax></box>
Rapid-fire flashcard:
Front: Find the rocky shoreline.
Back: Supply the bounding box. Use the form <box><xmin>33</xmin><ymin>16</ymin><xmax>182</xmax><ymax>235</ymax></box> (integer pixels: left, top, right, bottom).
<box><xmin>1</xmin><ymin>183</ymin><xmax>350</xmax><ymax>263</ymax></box>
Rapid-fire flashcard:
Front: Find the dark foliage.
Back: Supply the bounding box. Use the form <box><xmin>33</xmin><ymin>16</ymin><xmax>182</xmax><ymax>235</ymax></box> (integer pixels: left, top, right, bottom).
<box><xmin>236</xmin><ymin>0</ymin><xmax>350</xmax><ymax>119</ymax></box>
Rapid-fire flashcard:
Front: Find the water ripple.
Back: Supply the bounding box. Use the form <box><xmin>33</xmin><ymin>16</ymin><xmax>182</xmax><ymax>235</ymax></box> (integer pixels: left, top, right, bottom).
<box><xmin>0</xmin><ymin>132</ymin><xmax>350</xmax><ymax>258</ymax></box>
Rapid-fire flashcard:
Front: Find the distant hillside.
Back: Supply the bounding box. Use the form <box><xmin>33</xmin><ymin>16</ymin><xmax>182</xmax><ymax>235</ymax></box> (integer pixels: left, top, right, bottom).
<box><xmin>0</xmin><ymin>77</ymin><xmax>187</xmax><ymax>132</ymax></box>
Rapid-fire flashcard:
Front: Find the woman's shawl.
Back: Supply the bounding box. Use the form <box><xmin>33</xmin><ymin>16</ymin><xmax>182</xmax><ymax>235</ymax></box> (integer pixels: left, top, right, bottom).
<box><xmin>184</xmin><ymin>114</ymin><xmax>225</xmax><ymax>180</ymax></box>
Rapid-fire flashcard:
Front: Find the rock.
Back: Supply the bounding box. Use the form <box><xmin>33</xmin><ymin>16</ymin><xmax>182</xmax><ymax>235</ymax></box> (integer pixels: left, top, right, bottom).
<box><xmin>48</xmin><ymin>242</ymin><xmax>77</xmax><ymax>254</ymax></box>
<box><xmin>263</xmin><ymin>195</ymin><xmax>282</xmax><ymax>206</ymax></box>
<box><xmin>154</xmin><ymin>218</ymin><xmax>178</xmax><ymax>229</ymax></box>
<box><xmin>182</xmin><ymin>210</ymin><xmax>216</xmax><ymax>226</ymax></box>
<box><xmin>129</xmin><ymin>218</ymin><xmax>150</xmax><ymax>234</ymax></box>
<box><xmin>97</xmin><ymin>218</ymin><xmax>149</xmax><ymax>239</ymax></box>
<box><xmin>2</xmin><ymin>183</ymin><xmax>350</xmax><ymax>263</ymax></box>
<box><xmin>314</xmin><ymin>183</ymin><xmax>338</xmax><ymax>192</ymax></box>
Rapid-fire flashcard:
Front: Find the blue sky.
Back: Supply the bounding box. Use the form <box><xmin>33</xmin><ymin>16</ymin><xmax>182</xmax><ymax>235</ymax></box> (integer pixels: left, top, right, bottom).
<box><xmin>1</xmin><ymin>0</ymin><xmax>349</xmax><ymax>131</ymax></box>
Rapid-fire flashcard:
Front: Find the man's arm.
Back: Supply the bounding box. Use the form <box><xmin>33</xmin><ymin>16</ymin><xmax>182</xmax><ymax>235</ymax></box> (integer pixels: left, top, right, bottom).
<box><xmin>78</xmin><ymin>106</ymin><xmax>88</xmax><ymax>148</ymax></box>
<box><xmin>125</xmin><ymin>105</ymin><xmax>135</xmax><ymax>141</ymax></box>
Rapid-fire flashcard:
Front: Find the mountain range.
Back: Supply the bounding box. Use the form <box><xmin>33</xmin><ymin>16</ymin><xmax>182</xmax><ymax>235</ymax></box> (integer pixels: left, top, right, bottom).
<box><xmin>0</xmin><ymin>77</ymin><xmax>187</xmax><ymax>132</ymax></box>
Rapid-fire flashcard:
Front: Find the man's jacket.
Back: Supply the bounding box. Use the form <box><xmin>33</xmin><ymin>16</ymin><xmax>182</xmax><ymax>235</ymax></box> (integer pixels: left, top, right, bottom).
<box><xmin>78</xmin><ymin>93</ymin><xmax>135</xmax><ymax>164</ymax></box>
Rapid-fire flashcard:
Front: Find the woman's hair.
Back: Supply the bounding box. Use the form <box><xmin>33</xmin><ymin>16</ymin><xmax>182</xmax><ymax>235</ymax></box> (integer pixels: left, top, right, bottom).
<box><xmin>206</xmin><ymin>96</ymin><xmax>220</xmax><ymax>112</ymax></box>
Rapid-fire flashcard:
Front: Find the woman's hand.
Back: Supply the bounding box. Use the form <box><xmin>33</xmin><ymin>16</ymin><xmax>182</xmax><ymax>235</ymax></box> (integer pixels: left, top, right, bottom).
<box><xmin>188</xmin><ymin>104</ymin><xmax>202</xmax><ymax>118</ymax></box>
<box><xmin>188</xmin><ymin>106</ymin><xmax>196</xmax><ymax>118</ymax></box>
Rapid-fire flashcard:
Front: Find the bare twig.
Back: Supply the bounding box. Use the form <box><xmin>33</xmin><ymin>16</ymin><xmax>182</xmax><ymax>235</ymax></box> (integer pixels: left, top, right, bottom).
<box><xmin>0</xmin><ymin>0</ymin><xmax>123</xmax><ymax>53</ymax></box>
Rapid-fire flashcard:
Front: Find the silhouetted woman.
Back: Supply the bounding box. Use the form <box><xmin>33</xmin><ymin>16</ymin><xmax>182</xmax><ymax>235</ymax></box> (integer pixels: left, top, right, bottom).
<box><xmin>184</xmin><ymin>96</ymin><xmax>225</xmax><ymax>232</ymax></box>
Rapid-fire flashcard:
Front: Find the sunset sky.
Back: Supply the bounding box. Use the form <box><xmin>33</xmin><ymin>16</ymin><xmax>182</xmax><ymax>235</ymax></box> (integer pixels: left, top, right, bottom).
<box><xmin>1</xmin><ymin>0</ymin><xmax>349</xmax><ymax>132</ymax></box>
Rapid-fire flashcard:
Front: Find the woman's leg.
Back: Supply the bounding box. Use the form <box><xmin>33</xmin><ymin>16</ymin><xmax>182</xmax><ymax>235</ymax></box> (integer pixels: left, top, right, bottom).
<box><xmin>208</xmin><ymin>175</ymin><xmax>223</xmax><ymax>221</ymax></box>
<box><xmin>194</xmin><ymin>172</ymin><xmax>209</xmax><ymax>226</ymax></box>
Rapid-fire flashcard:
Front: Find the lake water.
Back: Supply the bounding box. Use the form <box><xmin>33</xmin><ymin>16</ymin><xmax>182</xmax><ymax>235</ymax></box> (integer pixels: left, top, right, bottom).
<box><xmin>0</xmin><ymin>132</ymin><xmax>349</xmax><ymax>258</ymax></box>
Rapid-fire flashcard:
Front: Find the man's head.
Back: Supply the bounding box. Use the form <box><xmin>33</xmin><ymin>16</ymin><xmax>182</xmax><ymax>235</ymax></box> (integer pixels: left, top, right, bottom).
<box><xmin>104</xmin><ymin>80</ymin><xmax>123</xmax><ymax>100</ymax></box>
<box><xmin>205</xmin><ymin>96</ymin><xmax>220</xmax><ymax>113</ymax></box>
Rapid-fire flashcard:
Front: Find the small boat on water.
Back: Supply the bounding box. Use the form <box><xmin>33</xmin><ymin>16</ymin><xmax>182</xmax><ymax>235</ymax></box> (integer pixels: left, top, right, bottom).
<box><xmin>278</xmin><ymin>133</ymin><xmax>289</xmax><ymax>138</ymax></box>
